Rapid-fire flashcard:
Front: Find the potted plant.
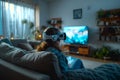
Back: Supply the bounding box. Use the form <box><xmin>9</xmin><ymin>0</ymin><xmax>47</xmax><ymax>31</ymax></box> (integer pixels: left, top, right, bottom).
<box><xmin>97</xmin><ymin>9</ymin><xmax>105</xmax><ymax>19</ymax></box>
<box><xmin>95</xmin><ymin>45</ymin><xmax>111</xmax><ymax>59</ymax></box>
<box><xmin>97</xmin><ymin>9</ymin><xmax>105</xmax><ymax>25</ymax></box>
<box><xmin>109</xmin><ymin>49</ymin><xmax>120</xmax><ymax>61</ymax></box>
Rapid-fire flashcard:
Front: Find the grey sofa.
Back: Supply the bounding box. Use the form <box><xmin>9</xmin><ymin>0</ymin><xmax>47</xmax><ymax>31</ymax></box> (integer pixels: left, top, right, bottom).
<box><xmin>0</xmin><ymin>58</ymin><xmax>50</xmax><ymax>80</ymax></box>
<box><xmin>1</xmin><ymin>39</ymin><xmax>120</xmax><ymax>80</ymax></box>
<box><xmin>0</xmin><ymin>39</ymin><xmax>63</xmax><ymax>80</ymax></box>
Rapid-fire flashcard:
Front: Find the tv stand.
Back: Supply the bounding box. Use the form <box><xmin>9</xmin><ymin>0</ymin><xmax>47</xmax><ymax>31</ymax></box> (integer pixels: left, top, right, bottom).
<box><xmin>62</xmin><ymin>44</ymin><xmax>89</xmax><ymax>55</ymax></box>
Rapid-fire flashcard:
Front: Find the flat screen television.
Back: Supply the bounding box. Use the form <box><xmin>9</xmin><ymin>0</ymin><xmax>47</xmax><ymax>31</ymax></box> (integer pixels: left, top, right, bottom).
<box><xmin>63</xmin><ymin>26</ymin><xmax>88</xmax><ymax>45</ymax></box>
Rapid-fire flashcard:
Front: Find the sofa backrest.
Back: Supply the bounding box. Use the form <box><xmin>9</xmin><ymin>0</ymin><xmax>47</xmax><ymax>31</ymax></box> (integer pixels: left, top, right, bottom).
<box><xmin>19</xmin><ymin>51</ymin><xmax>63</xmax><ymax>80</ymax></box>
<box><xmin>11</xmin><ymin>39</ymin><xmax>34</xmax><ymax>51</ymax></box>
<box><xmin>0</xmin><ymin>42</ymin><xmax>63</xmax><ymax>80</ymax></box>
<box><xmin>11</xmin><ymin>39</ymin><xmax>28</xmax><ymax>47</ymax></box>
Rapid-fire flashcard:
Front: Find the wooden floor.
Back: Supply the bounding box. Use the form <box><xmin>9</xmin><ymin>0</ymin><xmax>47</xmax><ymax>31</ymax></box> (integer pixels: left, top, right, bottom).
<box><xmin>67</xmin><ymin>53</ymin><xmax>120</xmax><ymax>64</ymax></box>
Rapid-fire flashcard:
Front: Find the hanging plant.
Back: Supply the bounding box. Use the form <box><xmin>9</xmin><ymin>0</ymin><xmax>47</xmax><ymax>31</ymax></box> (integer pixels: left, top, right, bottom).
<box><xmin>22</xmin><ymin>19</ymin><xmax>28</xmax><ymax>24</ymax></box>
<box><xmin>22</xmin><ymin>19</ymin><xmax>34</xmax><ymax>29</ymax></box>
<box><xmin>29</xmin><ymin>22</ymin><xmax>34</xmax><ymax>29</ymax></box>
<box><xmin>21</xmin><ymin>19</ymin><xmax>35</xmax><ymax>39</ymax></box>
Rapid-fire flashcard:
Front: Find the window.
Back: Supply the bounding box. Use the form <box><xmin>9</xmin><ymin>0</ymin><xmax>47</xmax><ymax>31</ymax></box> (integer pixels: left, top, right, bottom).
<box><xmin>0</xmin><ymin>1</ymin><xmax>3</xmax><ymax>35</ymax></box>
<box><xmin>0</xmin><ymin>1</ymin><xmax>35</xmax><ymax>39</ymax></box>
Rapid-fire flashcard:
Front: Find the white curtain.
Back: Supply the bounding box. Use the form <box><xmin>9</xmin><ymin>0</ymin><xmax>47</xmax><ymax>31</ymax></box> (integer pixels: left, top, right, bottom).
<box><xmin>0</xmin><ymin>1</ymin><xmax>3</xmax><ymax>35</ymax></box>
<box><xmin>0</xmin><ymin>0</ymin><xmax>35</xmax><ymax>39</ymax></box>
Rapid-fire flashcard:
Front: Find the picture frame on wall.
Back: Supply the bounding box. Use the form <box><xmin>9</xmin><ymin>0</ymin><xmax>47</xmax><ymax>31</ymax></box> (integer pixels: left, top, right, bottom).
<box><xmin>73</xmin><ymin>8</ymin><xmax>82</xmax><ymax>19</ymax></box>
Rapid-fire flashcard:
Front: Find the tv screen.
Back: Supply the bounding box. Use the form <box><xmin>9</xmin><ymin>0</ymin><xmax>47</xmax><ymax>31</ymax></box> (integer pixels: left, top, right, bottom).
<box><xmin>63</xmin><ymin>26</ymin><xmax>88</xmax><ymax>45</ymax></box>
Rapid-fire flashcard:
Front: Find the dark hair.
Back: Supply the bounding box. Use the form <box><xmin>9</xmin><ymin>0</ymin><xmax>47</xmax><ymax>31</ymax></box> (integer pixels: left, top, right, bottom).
<box><xmin>45</xmin><ymin>27</ymin><xmax>60</xmax><ymax>35</ymax></box>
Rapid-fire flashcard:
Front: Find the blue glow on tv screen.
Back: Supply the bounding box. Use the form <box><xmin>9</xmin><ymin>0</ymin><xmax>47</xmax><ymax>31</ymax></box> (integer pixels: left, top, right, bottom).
<box><xmin>63</xmin><ymin>26</ymin><xmax>88</xmax><ymax>45</ymax></box>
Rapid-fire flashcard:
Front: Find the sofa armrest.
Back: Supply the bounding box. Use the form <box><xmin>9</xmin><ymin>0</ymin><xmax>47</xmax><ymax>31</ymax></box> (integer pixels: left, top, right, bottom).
<box><xmin>0</xmin><ymin>59</ymin><xmax>50</xmax><ymax>80</ymax></box>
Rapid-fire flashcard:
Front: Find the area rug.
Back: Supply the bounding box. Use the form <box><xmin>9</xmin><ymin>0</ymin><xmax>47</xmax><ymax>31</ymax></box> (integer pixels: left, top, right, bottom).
<box><xmin>81</xmin><ymin>59</ymin><xmax>105</xmax><ymax>69</ymax></box>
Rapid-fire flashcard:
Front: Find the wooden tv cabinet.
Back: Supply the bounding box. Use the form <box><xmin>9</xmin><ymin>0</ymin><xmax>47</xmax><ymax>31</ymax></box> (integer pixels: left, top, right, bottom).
<box><xmin>62</xmin><ymin>44</ymin><xmax>89</xmax><ymax>55</ymax></box>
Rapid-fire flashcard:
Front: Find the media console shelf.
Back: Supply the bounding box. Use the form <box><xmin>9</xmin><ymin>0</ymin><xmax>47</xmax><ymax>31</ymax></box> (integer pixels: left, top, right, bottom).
<box><xmin>62</xmin><ymin>44</ymin><xmax>89</xmax><ymax>55</ymax></box>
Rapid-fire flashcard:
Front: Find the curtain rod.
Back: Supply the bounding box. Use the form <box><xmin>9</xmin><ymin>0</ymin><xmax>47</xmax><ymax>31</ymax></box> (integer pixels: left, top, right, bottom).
<box><xmin>1</xmin><ymin>0</ymin><xmax>38</xmax><ymax>6</ymax></box>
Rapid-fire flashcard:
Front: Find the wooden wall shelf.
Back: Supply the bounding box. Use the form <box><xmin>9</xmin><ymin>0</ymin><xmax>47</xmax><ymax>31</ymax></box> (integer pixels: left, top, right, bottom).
<box><xmin>97</xmin><ymin>8</ymin><xmax>120</xmax><ymax>42</ymax></box>
<box><xmin>47</xmin><ymin>18</ymin><xmax>62</xmax><ymax>29</ymax></box>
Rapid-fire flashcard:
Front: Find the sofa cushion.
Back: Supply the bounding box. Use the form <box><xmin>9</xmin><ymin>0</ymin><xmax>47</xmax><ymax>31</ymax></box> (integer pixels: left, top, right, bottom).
<box><xmin>0</xmin><ymin>42</ymin><xmax>26</xmax><ymax>63</ymax></box>
<box><xmin>11</xmin><ymin>39</ymin><xmax>34</xmax><ymax>51</ymax></box>
<box><xmin>17</xmin><ymin>43</ymin><xmax>33</xmax><ymax>51</ymax></box>
<box><xmin>11</xmin><ymin>39</ymin><xmax>27</xmax><ymax>47</ymax></box>
<box><xmin>18</xmin><ymin>51</ymin><xmax>63</xmax><ymax>80</ymax></box>
<box><xmin>0</xmin><ymin>42</ymin><xmax>63</xmax><ymax>80</ymax></box>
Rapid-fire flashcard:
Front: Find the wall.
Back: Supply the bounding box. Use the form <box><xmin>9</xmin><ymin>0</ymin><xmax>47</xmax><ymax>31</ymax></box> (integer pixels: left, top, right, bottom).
<box><xmin>48</xmin><ymin>0</ymin><xmax>120</xmax><ymax>49</ymax></box>
<box><xmin>37</xmin><ymin>0</ymin><xmax>49</xmax><ymax>27</ymax></box>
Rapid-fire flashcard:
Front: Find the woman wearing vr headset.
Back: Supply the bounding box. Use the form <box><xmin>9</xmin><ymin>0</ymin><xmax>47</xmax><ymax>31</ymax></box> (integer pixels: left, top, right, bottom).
<box><xmin>37</xmin><ymin>27</ymin><xmax>84</xmax><ymax>73</ymax></box>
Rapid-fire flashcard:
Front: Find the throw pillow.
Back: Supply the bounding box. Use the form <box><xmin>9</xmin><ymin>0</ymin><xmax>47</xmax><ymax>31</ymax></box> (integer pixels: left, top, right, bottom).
<box><xmin>0</xmin><ymin>38</ymin><xmax>13</xmax><ymax>46</ymax></box>
<box><xmin>11</xmin><ymin>39</ymin><xmax>27</xmax><ymax>47</ymax></box>
<box><xmin>17</xmin><ymin>43</ymin><xmax>33</xmax><ymax>51</ymax></box>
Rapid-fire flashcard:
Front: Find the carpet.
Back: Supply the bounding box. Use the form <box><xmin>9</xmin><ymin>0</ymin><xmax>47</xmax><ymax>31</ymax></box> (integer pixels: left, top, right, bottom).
<box><xmin>81</xmin><ymin>59</ymin><xmax>105</xmax><ymax>69</ymax></box>
<box><xmin>67</xmin><ymin>54</ymin><xmax>105</xmax><ymax>69</ymax></box>
<box><xmin>67</xmin><ymin>54</ymin><xmax>119</xmax><ymax>69</ymax></box>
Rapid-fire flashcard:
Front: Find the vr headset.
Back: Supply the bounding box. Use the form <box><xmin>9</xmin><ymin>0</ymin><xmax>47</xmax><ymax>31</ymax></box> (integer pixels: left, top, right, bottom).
<box><xmin>43</xmin><ymin>28</ymin><xmax>66</xmax><ymax>41</ymax></box>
